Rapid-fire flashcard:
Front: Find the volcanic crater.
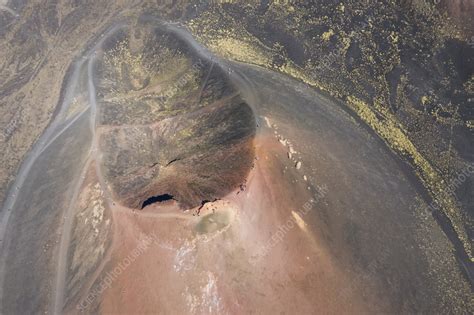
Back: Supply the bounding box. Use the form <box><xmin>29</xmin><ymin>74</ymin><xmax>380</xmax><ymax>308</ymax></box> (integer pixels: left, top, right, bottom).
<box><xmin>95</xmin><ymin>22</ymin><xmax>256</xmax><ymax>211</ymax></box>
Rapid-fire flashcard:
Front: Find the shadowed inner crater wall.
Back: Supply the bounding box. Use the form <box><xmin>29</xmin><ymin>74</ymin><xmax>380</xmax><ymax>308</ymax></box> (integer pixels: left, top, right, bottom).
<box><xmin>95</xmin><ymin>22</ymin><xmax>256</xmax><ymax>210</ymax></box>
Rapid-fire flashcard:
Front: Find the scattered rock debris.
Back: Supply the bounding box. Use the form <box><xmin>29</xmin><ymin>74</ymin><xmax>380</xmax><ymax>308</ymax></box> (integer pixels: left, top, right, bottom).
<box><xmin>237</xmin><ymin>181</ymin><xmax>247</xmax><ymax>194</ymax></box>
<box><xmin>196</xmin><ymin>198</ymin><xmax>219</xmax><ymax>216</ymax></box>
<box><xmin>263</xmin><ymin>116</ymin><xmax>272</xmax><ymax>128</ymax></box>
<box><xmin>262</xmin><ymin>116</ymin><xmax>307</xmax><ymax>180</ymax></box>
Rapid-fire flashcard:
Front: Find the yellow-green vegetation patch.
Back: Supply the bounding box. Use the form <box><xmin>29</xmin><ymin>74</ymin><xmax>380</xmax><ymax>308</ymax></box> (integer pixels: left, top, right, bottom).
<box><xmin>185</xmin><ymin>3</ymin><xmax>473</xmax><ymax>262</ymax></box>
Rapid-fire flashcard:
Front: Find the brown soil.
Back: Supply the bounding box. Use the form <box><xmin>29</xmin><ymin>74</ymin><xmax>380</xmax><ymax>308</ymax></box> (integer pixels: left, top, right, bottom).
<box><xmin>79</xmin><ymin>129</ymin><xmax>387</xmax><ymax>314</ymax></box>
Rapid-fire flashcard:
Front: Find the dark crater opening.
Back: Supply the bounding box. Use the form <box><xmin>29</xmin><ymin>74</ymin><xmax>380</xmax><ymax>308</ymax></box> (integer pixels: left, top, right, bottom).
<box><xmin>141</xmin><ymin>193</ymin><xmax>175</xmax><ymax>209</ymax></box>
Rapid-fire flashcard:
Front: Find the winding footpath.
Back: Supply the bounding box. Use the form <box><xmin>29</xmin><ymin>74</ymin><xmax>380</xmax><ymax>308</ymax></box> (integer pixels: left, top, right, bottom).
<box><xmin>1</xmin><ymin>20</ymin><xmax>276</xmax><ymax>314</ymax></box>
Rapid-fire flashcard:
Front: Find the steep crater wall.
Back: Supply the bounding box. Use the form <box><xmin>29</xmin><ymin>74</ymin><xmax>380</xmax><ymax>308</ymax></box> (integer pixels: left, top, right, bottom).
<box><xmin>95</xmin><ymin>21</ymin><xmax>256</xmax><ymax>210</ymax></box>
